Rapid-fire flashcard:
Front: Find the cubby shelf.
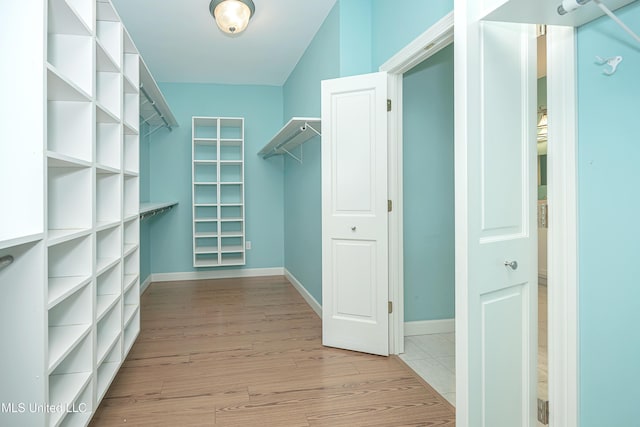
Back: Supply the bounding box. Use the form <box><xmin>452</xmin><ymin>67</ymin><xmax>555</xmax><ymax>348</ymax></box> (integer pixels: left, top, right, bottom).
<box><xmin>2</xmin><ymin>1</ymin><xmax>145</xmax><ymax>424</ymax></box>
<box><xmin>48</xmin><ymin>276</ymin><xmax>92</xmax><ymax>309</ymax></box>
<box><xmin>123</xmin><ymin>304</ymin><xmax>138</xmax><ymax>327</ymax></box>
<box><xmin>96</xmin><ymin>328</ymin><xmax>120</xmax><ymax>367</ymax></box>
<box><xmin>49</xmin><ymin>372</ymin><xmax>92</xmax><ymax>427</ymax></box>
<box><xmin>49</xmin><ymin>0</ymin><xmax>94</xmax><ymax>36</ymax></box>
<box><xmin>48</xmin><ymin>324</ymin><xmax>91</xmax><ymax>373</ymax></box>
<box><xmin>124</xmin><ymin>274</ymin><xmax>139</xmax><ymax>293</ymax></box>
<box><xmin>192</xmin><ymin>117</ymin><xmax>246</xmax><ymax>268</ymax></box>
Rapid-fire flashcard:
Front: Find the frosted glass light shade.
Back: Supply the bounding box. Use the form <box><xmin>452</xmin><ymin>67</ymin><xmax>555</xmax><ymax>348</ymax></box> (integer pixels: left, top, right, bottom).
<box><xmin>210</xmin><ymin>0</ymin><xmax>255</xmax><ymax>35</ymax></box>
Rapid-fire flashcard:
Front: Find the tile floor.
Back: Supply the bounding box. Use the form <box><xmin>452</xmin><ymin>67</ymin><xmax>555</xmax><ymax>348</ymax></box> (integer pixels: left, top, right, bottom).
<box><xmin>400</xmin><ymin>284</ymin><xmax>549</xmax><ymax>425</ymax></box>
<box><xmin>399</xmin><ymin>332</ymin><xmax>456</xmax><ymax>406</ymax></box>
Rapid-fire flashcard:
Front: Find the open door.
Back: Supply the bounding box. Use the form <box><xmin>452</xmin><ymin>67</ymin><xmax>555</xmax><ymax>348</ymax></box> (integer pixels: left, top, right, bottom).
<box><xmin>320</xmin><ymin>72</ymin><xmax>389</xmax><ymax>356</ymax></box>
<box><xmin>455</xmin><ymin>9</ymin><xmax>538</xmax><ymax>427</ymax></box>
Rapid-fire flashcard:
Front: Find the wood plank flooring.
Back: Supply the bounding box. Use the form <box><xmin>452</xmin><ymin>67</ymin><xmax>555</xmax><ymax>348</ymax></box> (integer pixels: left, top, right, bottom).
<box><xmin>90</xmin><ymin>276</ymin><xmax>455</xmax><ymax>426</ymax></box>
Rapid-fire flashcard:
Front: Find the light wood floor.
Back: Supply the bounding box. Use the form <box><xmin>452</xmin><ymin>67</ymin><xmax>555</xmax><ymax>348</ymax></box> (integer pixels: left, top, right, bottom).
<box><xmin>90</xmin><ymin>276</ymin><xmax>455</xmax><ymax>426</ymax></box>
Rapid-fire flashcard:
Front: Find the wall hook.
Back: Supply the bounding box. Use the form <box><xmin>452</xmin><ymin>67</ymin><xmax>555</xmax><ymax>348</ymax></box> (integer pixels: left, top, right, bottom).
<box><xmin>595</xmin><ymin>55</ymin><xmax>622</xmax><ymax>75</ymax></box>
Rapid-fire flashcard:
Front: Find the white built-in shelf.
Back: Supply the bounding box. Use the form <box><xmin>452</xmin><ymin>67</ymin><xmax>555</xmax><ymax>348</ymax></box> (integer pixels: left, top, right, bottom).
<box><xmin>124</xmin><ymin>274</ymin><xmax>139</xmax><ymax>293</ymax></box>
<box><xmin>96</xmin><ymin>257</ymin><xmax>120</xmax><ymax>277</ymax></box>
<box><xmin>139</xmin><ymin>58</ymin><xmax>178</xmax><ymax>133</ymax></box>
<box><xmin>47</xmin><ymin>229</ymin><xmax>92</xmax><ymax>247</ymax></box>
<box><xmin>123</xmin><ymin>304</ymin><xmax>138</xmax><ymax>327</ymax></box>
<box><xmin>47</xmin><ymin>65</ymin><xmax>91</xmax><ymax>102</ymax></box>
<box><xmin>123</xmin><ymin>243</ymin><xmax>138</xmax><ymax>257</ymax></box>
<box><xmin>194</xmin><ymin>259</ymin><xmax>219</xmax><ymax>268</ymax></box>
<box><xmin>97</xmin><ymin>333</ymin><xmax>120</xmax><ymax>368</ymax></box>
<box><xmin>0</xmin><ymin>233</ymin><xmax>44</xmax><ymax>251</ymax></box>
<box><xmin>48</xmin><ymin>276</ymin><xmax>92</xmax><ymax>309</ymax></box>
<box><xmin>139</xmin><ymin>201</ymin><xmax>177</xmax><ymax>220</ymax></box>
<box><xmin>192</xmin><ymin>117</ymin><xmax>246</xmax><ymax>268</ymax></box>
<box><xmin>2</xmin><ymin>1</ymin><xmax>143</xmax><ymax>425</ymax></box>
<box><xmin>48</xmin><ymin>152</ymin><xmax>92</xmax><ymax>169</ymax></box>
<box><xmin>259</xmin><ymin>117</ymin><xmax>321</xmax><ymax>159</ymax></box>
<box><xmin>96</xmin><ymin>294</ymin><xmax>119</xmax><ymax>322</ymax></box>
<box><xmin>96</xmin><ymin>329</ymin><xmax>120</xmax><ymax>367</ymax></box>
<box><xmin>48</xmin><ymin>372</ymin><xmax>92</xmax><ymax>427</ymax></box>
<box><xmin>48</xmin><ymin>0</ymin><xmax>93</xmax><ymax>36</ymax></box>
<box><xmin>48</xmin><ymin>324</ymin><xmax>91</xmax><ymax>372</ymax></box>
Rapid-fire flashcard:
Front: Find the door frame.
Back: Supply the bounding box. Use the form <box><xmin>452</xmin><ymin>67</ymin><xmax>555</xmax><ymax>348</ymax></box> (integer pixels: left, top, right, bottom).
<box><xmin>379</xmin><ymin>12</ymin><xmax>579</xmax><ymax>427</ymax></box>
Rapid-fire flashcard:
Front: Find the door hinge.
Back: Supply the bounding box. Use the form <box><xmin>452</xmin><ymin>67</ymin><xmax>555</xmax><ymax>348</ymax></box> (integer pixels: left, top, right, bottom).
<box><xmin>537</xmin><ymin>399</ymin><xmax>549</xmax><ymax>425</ymax></box>
<box><xmin>388</xmin><ymin>301</ymin><xmax>393</xmax><ymax>314</ymax></box>
<box><xmin>388</xmin><ymin>200</ymin><xmax>392</xmax><ymax>212</ymax></box>
<box><xmin>387</xmin><ymin>99</ymin><xmax>392</xmax><ymax>112</ymax></box>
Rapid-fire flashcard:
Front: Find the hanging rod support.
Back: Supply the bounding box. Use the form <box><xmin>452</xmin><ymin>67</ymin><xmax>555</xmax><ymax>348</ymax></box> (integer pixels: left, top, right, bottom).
<box><xmin>302</xmin><ymin>122</ymin><xmax>322</xmax><ymax>137</ymax></box>
<box><xmin>142</xmin><ymin>110</ymin><xmax>160</xmax><ymax>124</ymax></box>
<box><xmin>140</xmin><ymin>84</ymin><xmax>171</xmax><ymax>130</ymax></box>
<box><xmin>144</xmin><ymin>124</ymin><xmax>166</xmax><ymax>138</ymax></box>
<box><xmin>140</xmin><ymin>203</ymin><xmax>177</xmax><ymax>220</ymax></box>
<box><xmin>281</xmin><ymin>147</ymin><xmax>303</xmax><ymax>164</ymax></box>
<box><xmin>592</xmin><ymin>0</ymin><xmax>640</xmax><ymax>44</ymax></box>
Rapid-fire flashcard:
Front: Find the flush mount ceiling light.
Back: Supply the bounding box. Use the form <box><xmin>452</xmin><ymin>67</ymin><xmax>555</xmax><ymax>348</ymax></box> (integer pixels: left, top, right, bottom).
<box><xmin>209</xmin><ymin>0</ymin><xmax>255</xmax><ymax>35</ymax></box>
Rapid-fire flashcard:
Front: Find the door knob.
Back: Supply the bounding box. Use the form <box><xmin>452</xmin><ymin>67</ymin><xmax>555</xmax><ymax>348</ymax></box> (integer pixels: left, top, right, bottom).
<box><xmin>351</xmin><ymin>226</ymin><xmax>357</xmax><ymax>231</ymax></box>
<box><xmin>504</xmin><ymin>260</ymin><xmax>518</xmax><ymax>270</ymax></box>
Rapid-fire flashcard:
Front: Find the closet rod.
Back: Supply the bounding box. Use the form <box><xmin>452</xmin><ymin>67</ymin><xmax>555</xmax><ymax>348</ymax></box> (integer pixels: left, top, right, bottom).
<box><xmin>0</xmin><ymin>255</ymin><xmax>14</xmax><ymax>271</ymax></box>
<box><xmin>273</xmin><ymin>122</ymin><xmax>321</xmax><ymax>150</ymax></box>
<box><xmin>140</xmin><ymin>203</ymin><xmax>177</xmax><ymax>220</ymax></box>
<box><xmin>140</xmin><ymin>83</ymin><xmax>172</xmax><ymax>131</ymax></box>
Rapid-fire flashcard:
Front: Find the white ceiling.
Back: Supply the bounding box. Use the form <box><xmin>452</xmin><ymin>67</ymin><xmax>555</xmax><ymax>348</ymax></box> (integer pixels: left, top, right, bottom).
<box><xmin>111</xmin><ymin>0</ymin><xmax>338</xmax><ymax>86</ymax></box>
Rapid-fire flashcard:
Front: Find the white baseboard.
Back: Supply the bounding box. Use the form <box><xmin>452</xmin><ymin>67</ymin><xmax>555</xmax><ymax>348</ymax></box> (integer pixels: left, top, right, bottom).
<box><xmin>141</xmin><ymin>274</ymin><xmax>152</xmax><ymax>294</ymax></box>
<box><xmin>404</xmin><ymin>318</ymin><xmax>455</xmax><ymax>336</ymax></box>
<box><xmin>149</xmin><ymin>267</ymin><xmax>285</xmax><ymax>283</ymax></box>
<box><xmin>284</xmin><ymin>269</ymin><xmax>322</xmax><ymax>318</ymax></box>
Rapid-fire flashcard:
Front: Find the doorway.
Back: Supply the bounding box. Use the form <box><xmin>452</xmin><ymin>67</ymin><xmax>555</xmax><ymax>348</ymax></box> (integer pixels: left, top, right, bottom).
<box><xmin>381</xmin><ymin>13</ymin><xmax>578</xmax><ymax>426</ymax></box>
<box><xmin>396</xmin><ymin>42</ymin><xmax>456</xmax><ymax>407</ymax></box>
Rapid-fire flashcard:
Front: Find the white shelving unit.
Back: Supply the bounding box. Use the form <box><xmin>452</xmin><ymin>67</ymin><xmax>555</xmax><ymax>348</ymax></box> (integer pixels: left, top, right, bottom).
<box><xmin>258</xmin><ymin>117</ymin><xmax>321</xmax><ymax>160</ymax></box>
<box><xmin>139</xmin><ymin>57</ymin><xmax>178</xmax><ymax>135</ymax></box>
<box><xmin>192</xmin><ymin>117</ymin><xmax>246</xmax><ymax>268</ymax></box>
<box><xmin>0</xmin><ymin>1</ymin><xmax>142</xmax><ymax>425</ymax></box>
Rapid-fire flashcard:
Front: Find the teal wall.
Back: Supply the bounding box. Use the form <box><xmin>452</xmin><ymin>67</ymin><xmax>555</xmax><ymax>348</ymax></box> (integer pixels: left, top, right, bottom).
<box><xmin>147</xmin><ymin>83</ymin><xmax>284</xmax><ymax>274</ymax></box>
<box><xmin>402</xmin><ymin>44</ymin><xmax>455</xmax><ymax>322</ymax></box>
<box><xmin>371</xmin><ymin>0</ymin><xmax>453</xmax><ymax>69</ymax></box>
<box><xmin>339</xmin><ymin>0</ymin><xmax>373</xmax><ymax>76</ymax></box>
<box><xmin>282</xmin><ymin>5</ymin><xmax>340</xmax><ymax>303</ymax></box>
<box><xmin>577</xmin><ymin>3</ymin><xmax>640</xmax><ymax>425</ymax></box>
<box><xmin>282</xmin><ymin>0</ymin><xmax>454</xmax><ymax>320</ymax></box>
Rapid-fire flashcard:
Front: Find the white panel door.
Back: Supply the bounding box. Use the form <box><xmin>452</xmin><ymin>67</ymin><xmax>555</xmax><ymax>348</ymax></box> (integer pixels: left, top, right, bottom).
<box><xmin>321</xmin><ymin>72</ymin><xmax>389</xmax><ymax>356</ymax></box>
<box><xmin>455</xmin><ymin>11</ymin><xmax>538</xmax><ymax>427</ymax></box>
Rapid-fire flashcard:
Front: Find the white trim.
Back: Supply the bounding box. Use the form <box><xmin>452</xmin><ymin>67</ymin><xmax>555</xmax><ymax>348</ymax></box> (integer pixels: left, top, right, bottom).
<box><xmin>546</xmin><ymin>25</ymin><xmax>579</xmax><ymax>427</ymax></box>
<box><xmin>284</xmin><ymin>269</ymin><xmax>322</xmax><ymax>318</ymax></box>
<box><xmin>141</xmin><ymin>274</ymin><xmax>152</xmax><ymax>294</ymax></box>
<box><xmin>453</xmin><ymin>3</ymin><xmax>470</xmax><ymax>423</ymax></box>
<box><xmin>404</xmin><ymin>319</ymin><xmax>455</xmax><ymax>336</ymax></box>
<box><xmin>386</xmin><ymin>73</ymin><xmax>404</xmax><ymax>355</ymax></box>
<box><xmin>150</xmin><ymin>267</ymin><xmax>285</xmax><ymax>283</ymax></box>
<box><xmin>380</xmin><ymin>11</ymin><xmax>454</xmax><ymax>74</ymax></box>
<box><xmin>380</xmin><ymin>10</ymin><xmax>455</xmax><ymax>358</ymax></box>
